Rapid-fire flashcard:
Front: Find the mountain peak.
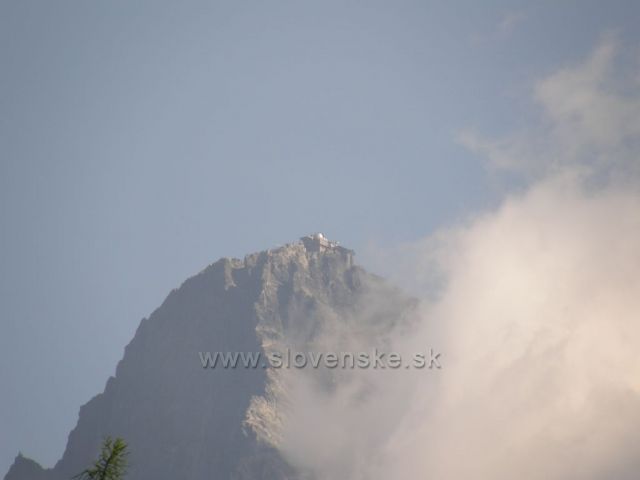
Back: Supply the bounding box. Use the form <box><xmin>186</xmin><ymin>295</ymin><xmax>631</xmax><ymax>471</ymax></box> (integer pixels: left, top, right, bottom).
<box><xmin>4</xmin><ymin>236</ymin><xmax>410</xmax><ymax>480</ymax></box>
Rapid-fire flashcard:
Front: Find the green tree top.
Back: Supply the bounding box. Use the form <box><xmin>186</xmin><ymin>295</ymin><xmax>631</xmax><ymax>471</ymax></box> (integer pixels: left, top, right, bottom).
<box><xmin>74</xmin><ymin>437</ymin><xmax>129</xmax><ymax>480</ymax></box>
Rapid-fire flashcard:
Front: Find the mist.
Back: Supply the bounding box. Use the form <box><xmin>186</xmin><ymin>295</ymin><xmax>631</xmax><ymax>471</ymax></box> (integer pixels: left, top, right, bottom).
<box><xmin>271</xmin><ymin>37</ymin><xmax>640</xmax><ymax>480</ymax></box>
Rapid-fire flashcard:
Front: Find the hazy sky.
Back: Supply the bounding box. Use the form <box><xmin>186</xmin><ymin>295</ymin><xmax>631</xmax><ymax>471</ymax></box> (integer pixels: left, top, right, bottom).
<box><xmin>1</xmin><ymin>0</ymin><xmax>639</xmax><ymax>475</ymax></box>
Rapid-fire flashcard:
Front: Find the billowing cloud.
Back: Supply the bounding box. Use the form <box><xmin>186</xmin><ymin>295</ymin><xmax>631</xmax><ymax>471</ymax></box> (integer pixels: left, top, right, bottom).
<box><xmin>373</xmin><ymin>176</ymin><xmax>640</xmax><ymax>480</ymax></box>
<box><xmin>274</xmin><ymin>37</ymin><xmax>640</xmax><ymax>479</ymax></box>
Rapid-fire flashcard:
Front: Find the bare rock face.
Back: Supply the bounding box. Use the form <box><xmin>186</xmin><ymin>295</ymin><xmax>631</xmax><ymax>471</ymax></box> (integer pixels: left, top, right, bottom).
<box><xmin>4</xmin><ymin>236</ymin><xmax>413</xmax><ymax>480</ymax></box>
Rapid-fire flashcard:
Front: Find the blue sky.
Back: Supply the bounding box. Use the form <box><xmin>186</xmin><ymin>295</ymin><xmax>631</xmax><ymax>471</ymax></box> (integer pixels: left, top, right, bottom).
<box><xmin>1</xmin><ymin>0</ymin><xmax>639</xmax><ymax>474</ymax></box>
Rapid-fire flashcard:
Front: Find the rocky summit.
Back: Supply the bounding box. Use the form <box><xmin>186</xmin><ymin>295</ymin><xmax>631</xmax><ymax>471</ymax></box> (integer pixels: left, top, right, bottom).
<box><xmin>5</xmin><ymin>235</ymin><xmax>413</xmax><ymax>480</ymax></box>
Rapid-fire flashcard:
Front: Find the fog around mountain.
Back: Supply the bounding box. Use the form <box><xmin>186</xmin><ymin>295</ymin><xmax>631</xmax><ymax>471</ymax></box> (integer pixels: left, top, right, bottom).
<box><xmin>3</xmin><ymin>3</ymin><xmax>640</xmax><ymax>479</ymax></box>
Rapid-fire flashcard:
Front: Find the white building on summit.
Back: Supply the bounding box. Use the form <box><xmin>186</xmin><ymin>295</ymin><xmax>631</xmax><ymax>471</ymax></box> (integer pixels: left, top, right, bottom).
<box><xmin>300</xmin><ymin>233</ymin><xmax>354</xmax><ymax>266</ymax></box>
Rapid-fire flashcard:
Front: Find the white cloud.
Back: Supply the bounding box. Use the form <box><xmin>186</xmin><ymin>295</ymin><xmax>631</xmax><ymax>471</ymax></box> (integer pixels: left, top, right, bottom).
<box><xmin>273</xmin><ymin>38</ymin><xmax>640</xmax><ymax>479</ymax></box>
<box><xmin>374</xmin><ymin>176</ymin><xmax>640</xmax><ymax>480</ymax></box>
<box><xmin>460</xmin><ymin>35</ymin><xmax>640</xmax><ymax>179</ymax></box>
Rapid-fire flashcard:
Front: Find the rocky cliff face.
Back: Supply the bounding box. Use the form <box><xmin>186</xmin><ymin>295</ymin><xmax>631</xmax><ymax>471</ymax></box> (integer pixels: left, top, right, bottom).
<box><xmin>4</xmin><ymin>237</ymin><xmax>413</xmax><ymax>480</ymax></box>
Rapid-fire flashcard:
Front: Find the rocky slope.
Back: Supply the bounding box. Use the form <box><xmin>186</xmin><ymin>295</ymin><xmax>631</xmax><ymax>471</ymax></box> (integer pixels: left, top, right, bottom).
<box><xmin>4</xmin><ymin>235</ymin><xmax>413</xmax><ymax>480</ymax></box>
